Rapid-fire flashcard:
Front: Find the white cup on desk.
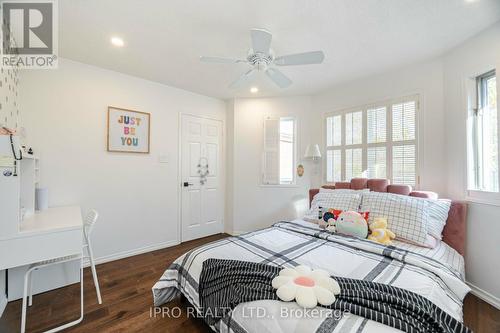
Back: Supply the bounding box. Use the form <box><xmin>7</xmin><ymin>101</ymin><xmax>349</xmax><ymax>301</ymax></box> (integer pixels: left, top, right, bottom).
<box><xmin>35</xmin><ymin>188</ymin><xmax>49</xmax><ymax>211</ymax></box>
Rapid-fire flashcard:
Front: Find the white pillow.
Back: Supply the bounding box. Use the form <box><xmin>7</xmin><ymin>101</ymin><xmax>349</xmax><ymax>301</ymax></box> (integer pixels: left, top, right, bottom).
<box><xmin>305</xmin><ymin>192</ymin><xmax>362</xmax><ymax>220</ymax></box>
<box><xmin>425</xmin><ymin>199</ymin><xmax>451</xmax><ymax>240</ymax></box>
<box><xmin>360</xmin><ymin>192</ymin><xmax>429</xmax><ymax>246</ymax></box>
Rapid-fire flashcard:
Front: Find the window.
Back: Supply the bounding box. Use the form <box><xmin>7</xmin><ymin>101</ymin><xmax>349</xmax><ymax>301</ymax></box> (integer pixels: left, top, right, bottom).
<box><xmin>262</xmin><ymin>117</ymin><xmax>296</xmax><ymax>185</ymax></box>
<box><xmin>325</xmin><ymin>95</ymin><xmax>418</xmax><ymax>185</ymax></box>
<box><xmin>468</xmin><ymin>70</ymin><xmax>498</xmax><ymax>195</ymax></box>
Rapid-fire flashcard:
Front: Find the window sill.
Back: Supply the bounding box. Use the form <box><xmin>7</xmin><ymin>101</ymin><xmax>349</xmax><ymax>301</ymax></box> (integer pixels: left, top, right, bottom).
<box><xmin>466</xmin><ymin>190</ymin><xmax>500</xmax><ymax>207</ymax></box>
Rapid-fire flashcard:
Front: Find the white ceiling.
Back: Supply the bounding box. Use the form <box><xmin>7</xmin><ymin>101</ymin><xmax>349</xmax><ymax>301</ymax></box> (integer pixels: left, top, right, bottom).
<box><xmin>59</xmin><ymin>0</ymin><xmax>500</xmax><ymax>99</ymax></box>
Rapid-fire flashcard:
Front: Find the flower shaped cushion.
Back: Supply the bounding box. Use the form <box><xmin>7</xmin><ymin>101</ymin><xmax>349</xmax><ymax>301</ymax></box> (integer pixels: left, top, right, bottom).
<box><xmin>271</xmin><ymin>265</ymin><xmax>340</xmax><ymax>308</ymax></box>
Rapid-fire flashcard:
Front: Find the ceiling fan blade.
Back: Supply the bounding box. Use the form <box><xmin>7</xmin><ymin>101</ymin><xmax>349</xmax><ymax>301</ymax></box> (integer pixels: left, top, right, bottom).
<box><xmin>229</xmin><ymin>69</ymin><xmax>255</xmax><ymax>89</ymax></box>
<box><xmin>265</xmin><ymin>68</ymin><xmax>292</xmax><ymax>88</ymax></box>
<box><xmin>274</xmin><ymin>51</ymin><xmax>325</xmax><ymax>66</ymax></box>
<box><xmin>200</xmin><ymin>56</ymin><xmax>246</xmax><ymax>64</ymax></box>
<box><xmin>251</xmin><ymin>28</ymin><xmax>272</xmax><ymax>54</ymax></box>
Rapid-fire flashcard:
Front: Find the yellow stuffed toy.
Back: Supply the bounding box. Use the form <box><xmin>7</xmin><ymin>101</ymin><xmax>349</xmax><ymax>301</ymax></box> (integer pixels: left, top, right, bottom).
<box><xmin>368</xmin><ymin>217</ymin><xmax>396</xmax><ymax>245</ymax></box>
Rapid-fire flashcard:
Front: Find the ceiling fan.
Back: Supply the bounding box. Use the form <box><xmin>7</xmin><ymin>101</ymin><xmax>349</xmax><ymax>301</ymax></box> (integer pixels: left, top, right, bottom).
<box><xmin>200</xmin><ymin>28</ymin><xmax>325</xmax><ymax>89</ymax></box>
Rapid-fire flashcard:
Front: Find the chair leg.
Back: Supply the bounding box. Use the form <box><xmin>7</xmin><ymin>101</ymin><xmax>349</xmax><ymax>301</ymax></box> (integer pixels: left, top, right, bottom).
<box><xmin>21</xmin><ymin>268</ymin><xmax>33</xmax><ymax>333</ymax></box>
<box><xmin>44</xmin><ymin>257</ymin><xmax>84</xmax><ymax>333</ymax></box>
<box><xmin>86</xmin><ymin>237</ymin><xmax>102</xmax><ymax>304</ymax></box>
<box><xmin>28</xmin><ymin>268</ymin><xmax>35</xmax><ymax>307</ymax></box>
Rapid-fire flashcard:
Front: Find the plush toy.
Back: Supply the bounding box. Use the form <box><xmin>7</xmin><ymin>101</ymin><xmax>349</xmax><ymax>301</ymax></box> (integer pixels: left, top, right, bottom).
<box><xmin>272</xmin><ymin>265</ymin><xmax>340</xmax><ymax>308</ymax></box>
<box><xmin>368</xmin><ymin>217</ymin><xmax>396</xmax><ymax>245</ymax></box>
<box><xmin>335</xmin><ymin>211</ymin><xmax>369</xmax><ymax>239</ymax></box>
<box><xmin>323</xmin><ymin>209</ymin><xmax>342</xmax><ymax>232</ymax></box>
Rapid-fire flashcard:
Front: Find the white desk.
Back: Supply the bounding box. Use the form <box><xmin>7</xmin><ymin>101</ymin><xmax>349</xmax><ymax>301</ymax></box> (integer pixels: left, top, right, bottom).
<box><xmin>0</xmin><ymin>206</ymin><xmax>83</xmax><ymax>270</ymax></box>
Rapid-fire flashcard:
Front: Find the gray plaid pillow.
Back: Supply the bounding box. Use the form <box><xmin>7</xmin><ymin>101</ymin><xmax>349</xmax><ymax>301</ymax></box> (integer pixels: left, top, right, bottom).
<box><xmin>425</xmin><ymin>199</ymin><xmax>451</xmax><ymax>239</ymax></box>
<box><xmin>361</xmin><ymin>192</ymin><xmax>429</xmax><ymax>245</ymax></box>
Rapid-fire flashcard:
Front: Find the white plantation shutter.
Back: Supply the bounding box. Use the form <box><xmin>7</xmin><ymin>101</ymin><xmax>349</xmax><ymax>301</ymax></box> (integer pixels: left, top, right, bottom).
<box><xmin>279</xmin><ymin>119</ymin><xmax>295</xmax><ymax>184</ymax></box>
<box><xmin>393</xmin><ymin>145</ymin><xmax>416</xmax><ymax>185</ymax></box>
<box><xmin>326</xmin><ymin>149</ymin><xmax>342</xmax><ymax>182</ymax></box>
<box><xmin>324</xmin><ymin>95</ymin><xmax>418</xmax><ymax>186</ymax></box>
<box><xmin>326</xmin><ymin>115</ymin><xmax>342</xmax><ymax>146</ymax></box>
<box><xmin>391</xmin><ymin>100</ymin><xmax>417</xmax><ymax>185</ymax></box>
<box><xmin>367</xmin><ymin>107</ymin><xmax>386</xmax><ymax>143</ymax></box>
<box><xmin>345</xmin><ymin>111</ymin><xmax>362</xmax><ymax>145</ymax></box>
<box><xmin>367</xmin><ymin>147</ymin><xmax>386</xmax><ymax>178</ymax></box>
<box><xmin>392</xmin><ymin>101</ymin><xmax>416</xmax><ymax>141</ymax></box>
<box><xmin>262</xmin><ymin>118</ymin><xmax>280</xmax><ymax>184</ymax></box>
<box><xmin>345</xmin><ymin>148</ymin><xmax>362</xmax><ymax>180</ymax></box>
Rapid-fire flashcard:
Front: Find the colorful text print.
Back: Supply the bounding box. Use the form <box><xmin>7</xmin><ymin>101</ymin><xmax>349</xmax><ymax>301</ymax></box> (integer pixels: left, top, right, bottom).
<box><xmin>118</xmin><ymin>115</ymin><xmax>142</xmax><ymax>146</ymax></box>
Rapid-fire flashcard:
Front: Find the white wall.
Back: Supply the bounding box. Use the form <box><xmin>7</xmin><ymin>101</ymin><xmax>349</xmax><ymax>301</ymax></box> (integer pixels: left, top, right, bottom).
<box><xmin>229</xmin><ymin>96</ymin><xmax>314</xmax><ymax>233</ymax></box>
<box><xmin>0</xmin><ymin>49</ymin><xmax>21</xmax><ymax>314</ymax></box>
<box><xmin>15</xmin><ymin>58</ymin><xmax>225</xmax><ymax>297</ymax></box>
<box><xmin>312</xmin><ymin>59</ymin><xmax>447</xmax><ymax>194</ymax></box>
<box><xmin>442</xmin><ymin>22</ymin><xmax>500</xmax><ymax>305</ymax></box>
<box><xmin>0</xmin><ymin>271</ymin><xmax>6</xmax><ymax>316</ymax></box>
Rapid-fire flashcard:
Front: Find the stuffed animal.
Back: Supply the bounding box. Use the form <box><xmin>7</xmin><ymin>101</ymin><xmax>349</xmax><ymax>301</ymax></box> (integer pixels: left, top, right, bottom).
<box><xmin>323</xmin><ymin>209</ymin><xmax>342</xmax><ymax>232</ymax></box>
<box><xmin>335</xmin><ymin>211</ymin><xmax>369</xmax><ymax>239</ymax></box>
<box><xmin>368</xmin><ymin>217</ymin><xmax>396</xmax><ymax>245</ymax></box>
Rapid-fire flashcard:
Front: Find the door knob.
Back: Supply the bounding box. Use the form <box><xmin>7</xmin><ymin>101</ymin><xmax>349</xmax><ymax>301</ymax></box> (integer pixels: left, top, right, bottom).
<box><xmin>183</xmin><ymin>182</ymin><xmax>194</xmax><ymax>187</ymax></box>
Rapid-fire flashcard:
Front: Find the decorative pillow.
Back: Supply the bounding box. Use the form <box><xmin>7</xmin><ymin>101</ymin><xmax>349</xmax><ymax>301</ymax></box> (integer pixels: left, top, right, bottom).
<box><xmin>334</xmin><ymin>211</ymin><xmax>369</xmax><ymax>239</ymax></box>
<box><xmin>425</xmin><ymin>199</ymin><xmax>451</xmax><ymax>240</ymax></box>
<box><xmin>305</xmin><ymin>192</ymin><xmax>362</xmax><ymax>221</ymax></box>
<box><xmin>271</xmin><ymin>265</ymin><xmax>340</xmax><ymax>308</ymax></box>
<box><xmin>360</xmin><ymin>192</ymin><xmax>430</xmax><ymax>246</ymax></box>
<box><xmin>322</xmin><ymin>208</ymin><xmax>343</xmax><ymax>223</ymax></box>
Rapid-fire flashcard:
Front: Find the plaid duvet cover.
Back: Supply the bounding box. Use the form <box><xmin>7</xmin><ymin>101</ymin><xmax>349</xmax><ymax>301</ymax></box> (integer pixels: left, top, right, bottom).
<box><xmin>152</xmin><ymin>220</ymin><xmax>470</xmax><ymax>333</ymax></box>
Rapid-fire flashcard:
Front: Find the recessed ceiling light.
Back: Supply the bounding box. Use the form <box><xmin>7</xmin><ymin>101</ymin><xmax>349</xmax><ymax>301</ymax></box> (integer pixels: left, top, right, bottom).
<box><xmin>111</xmin><ymin>37</ymin><xmax>124</xmax><ymax>47</ymax></box>
<box><xmin>250</xmin><ymin>87</ymin><xmax>259</xmax><ymax>93</ymax></box>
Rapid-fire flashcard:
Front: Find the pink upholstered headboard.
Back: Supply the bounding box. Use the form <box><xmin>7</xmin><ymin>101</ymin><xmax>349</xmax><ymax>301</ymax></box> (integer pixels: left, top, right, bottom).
<box><xmin>309</xmin><ymin>178</ymin><xmax>467</xmax><ymax>256</ymax></box>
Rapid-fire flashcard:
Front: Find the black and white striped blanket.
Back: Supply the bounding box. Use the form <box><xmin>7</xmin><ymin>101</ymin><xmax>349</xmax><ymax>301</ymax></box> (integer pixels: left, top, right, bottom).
<box><xmin>199</xmin><ymin>259</ymin><xmax>470</xmax><ymax>333</ymax></box>
<box><xmin>153</xmin><ymin>219</ymin><xmax>470</xmax><ymax>333</ymax></box>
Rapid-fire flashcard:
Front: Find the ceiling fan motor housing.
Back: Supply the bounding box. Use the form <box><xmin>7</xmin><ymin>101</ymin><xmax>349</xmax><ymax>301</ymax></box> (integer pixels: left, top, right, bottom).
<box><xmin>247</xmin><ymin>50</ymin><xmax>274</xmax><ymax>71</ymax></box>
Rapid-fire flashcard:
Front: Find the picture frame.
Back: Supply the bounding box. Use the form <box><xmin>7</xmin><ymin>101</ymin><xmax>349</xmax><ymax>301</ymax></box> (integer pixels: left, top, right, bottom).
<box><xmin>107</xmin><ymin>106</ymin><xmax>150</xmax><ymax>153</ymax></box>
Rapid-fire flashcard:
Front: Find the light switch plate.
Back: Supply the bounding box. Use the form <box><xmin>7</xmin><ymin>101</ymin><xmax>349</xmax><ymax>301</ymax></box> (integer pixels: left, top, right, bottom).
<box><xmin>159</xmin><ymin>154</ymin><xmax>169</xmax><ymax>163</ymax></box>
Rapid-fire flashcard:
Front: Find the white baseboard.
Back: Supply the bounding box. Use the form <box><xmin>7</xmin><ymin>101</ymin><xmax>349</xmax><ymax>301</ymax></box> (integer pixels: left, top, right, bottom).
<box><xmin>0</xmin><ymin>294</ymin><xmax>7</xmax><ymax>318</ymax></box>
<box><xmin>83</xmin><ymin>239</ymin><xmax>180</xmax><ymax>267</ymax></box>
<box><xmin>467</xmin><ymin>282</ymin><xmax>500</xmax><ymax>310</ymax></box>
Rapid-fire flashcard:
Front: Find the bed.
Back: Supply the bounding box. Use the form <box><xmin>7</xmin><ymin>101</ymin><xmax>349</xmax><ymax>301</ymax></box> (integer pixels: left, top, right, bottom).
<box><xmin>152</xmin><ymin>178</ymin><xmax>469</xmax><ymax>333</ymax></box>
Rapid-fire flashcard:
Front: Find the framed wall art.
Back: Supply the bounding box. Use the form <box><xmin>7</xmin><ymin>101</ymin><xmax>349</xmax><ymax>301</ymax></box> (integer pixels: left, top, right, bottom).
<box><xmin>107</xmin><ymin>106</ymin><xmax>150</xmax><ymax>153</ymax></box>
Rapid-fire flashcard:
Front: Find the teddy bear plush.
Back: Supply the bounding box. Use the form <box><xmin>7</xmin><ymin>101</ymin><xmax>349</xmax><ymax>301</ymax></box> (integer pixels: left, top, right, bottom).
<box><xmin>368</xmin><ymin>217</ymin><xmax>396</xmax><ymax>245</ymax></box>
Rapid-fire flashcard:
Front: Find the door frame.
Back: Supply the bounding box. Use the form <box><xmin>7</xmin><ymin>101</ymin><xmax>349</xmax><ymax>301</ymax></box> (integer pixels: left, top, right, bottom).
<box><xmin>177</xmin><ymin>112</ymin><xmax>225</xmax><ymax>243</ymax></box>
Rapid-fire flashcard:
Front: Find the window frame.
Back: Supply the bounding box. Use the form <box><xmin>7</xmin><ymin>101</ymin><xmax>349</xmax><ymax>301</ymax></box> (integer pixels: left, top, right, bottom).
<box><xmin>466</xmin><ymin>69</ymin><xmax>500</xmax><ymax>205</ymax></box>
<box><xmin>323</xmin><ymin>95</ymin><xmax>420</xmax><ymax>187</ymax></box>
<box><xmin>261</xmin><ymin>116</ymin><xmax>298</xmax><ymax>187</ymax></box>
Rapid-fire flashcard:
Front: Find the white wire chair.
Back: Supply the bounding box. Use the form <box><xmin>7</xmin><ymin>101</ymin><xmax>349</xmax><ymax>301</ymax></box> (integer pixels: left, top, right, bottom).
<box><xmin>21</xmin><ymin>209</ymin><xmax>102</xmax><ymax>333</ymax></box>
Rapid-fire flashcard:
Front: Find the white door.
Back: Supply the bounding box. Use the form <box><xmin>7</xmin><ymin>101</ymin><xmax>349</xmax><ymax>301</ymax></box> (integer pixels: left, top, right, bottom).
<box><xmin>181</xmin><ymin>114</ymin><xmax>223</xmax><ymax>241</ymax></box>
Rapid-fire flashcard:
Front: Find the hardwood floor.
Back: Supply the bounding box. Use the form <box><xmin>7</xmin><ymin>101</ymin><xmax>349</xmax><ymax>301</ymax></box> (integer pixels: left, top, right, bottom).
<box><xmin>1</xmin><ymin>233</ymin><xmax>499</xmax><ymax>333</ymax></box>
